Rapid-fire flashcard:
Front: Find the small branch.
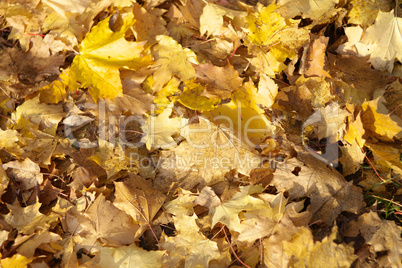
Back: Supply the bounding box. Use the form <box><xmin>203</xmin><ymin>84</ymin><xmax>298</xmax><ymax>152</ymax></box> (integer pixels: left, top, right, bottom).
<box><xmin>222</xmin><ymin>225</ymin><xmax>251</xmax><ymax>268</ymax></box>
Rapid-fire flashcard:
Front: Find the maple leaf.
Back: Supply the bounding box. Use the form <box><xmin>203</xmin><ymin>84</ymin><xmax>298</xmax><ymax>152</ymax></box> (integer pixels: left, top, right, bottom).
<box><xmin>69</xmin><ymin>11</ymin><xmax>153</xmax><ymax>102</ymax></box>
<box><xmin>178</xmin><ymin>79</ymin><xmax>221</xmax><ymax>111</ymax></box>
<box><xmin>361</xmin><ymin>97</ymin><xmax>402</xmax><ymax>142</ymax></box>
<box><xmin>0</xmin><ymin>254</ymin><xmax>33</xmax><ymax>268</ymax></box>
<box><xmin>338</xmin><ymin>10</ymin><xmax>402</xmax><ymax>73</ymax></box>
<box><xmin>366</xmin><ymin>142</ymin><xmax>402</xmax><ymax>178</ymax></box>
<box><xmin>151</xmin><ymin>35</ymin><xmax>198</xmax><ymax>92</ymax></box>
<box><xmin>89</xmin><ymin>139</ymin><xmax>137</xmax><ymax>178</ymax></box>
<box><xmin>277</xmin><ymin>0</ymin><xmax>339</xmax><ymax>21</ymax></box>
<box><xmin>282</xmin><ymin>226</ymin><xmax>357</xmax><ymax>267</ymax></box>
<box><xmin>93</xmin><ymin>243</ymin><xmax>165</xmax><ymax>267</ymax></box>
<box><xmin>346</xmin><ymin>0</ymin><xmax>390</xmax><ymax>27</ymax></box>
<box><xmin>11</xmin><ymin>95</ymin><xmax>65</xmax><ymax>133</ymax></box>
<box><xmin>141</xmin><ymin>103</ymin><xmax>188</xmax><ymax>150</ymax></box>
<box><xmin>113</xmin><ymin>173</ymin><xmax>166</xmax><ymax>237</ymax></box>
<box><xmin>344</xmin><ymin>211</ymin><xmax>402</xmax><ymax>267</ymax></box>
<box><xmin>193</xmin><ymin>63</ymin><xmax>243</xmax><ymax>100</ymax></box>
<box><xmin>17</xmin><ymin>230</ymin><xmax>61</xmax><ymax>258</ymax></box>
<box><xmin>210</xmin><ymin>185</ymin><xmax>266</xmax><ymax>233</ymax></box>
<box><xmin>2</xmin><ymin>158</ymin><xmax>43</xmax><ymax>190</ymax></box>
<box><xmin>76</xmin><ymin>194</ymin><xmax>139</xmax><ymax>248</ymax></box>
<box><xmin>5</xmin><ymin>201</ymin><xmax>61</xmax><ymax>235</ymax></box>
<box><xmin>199</xmin><ymin>3</ymin><xmax>226</xmax><ymax>38</ymax></box>
<box><xmin>155</xmin><ymin>117</ymin><xmax>262</xmax><ymax>190</ymax></box>
<box><xmin>160</xmin><ymin>214</ymin><xmax>231</xmax><ymax>268</ymax></box>
<box><xmin>270</xmin><ymin>141</ymin><xmax>364</xmax><ymax>225</ymax></box>
<box><xmin>300</xmin><ymin>35</ymin><xmax>332</xmax><ymax>78</ymax></box>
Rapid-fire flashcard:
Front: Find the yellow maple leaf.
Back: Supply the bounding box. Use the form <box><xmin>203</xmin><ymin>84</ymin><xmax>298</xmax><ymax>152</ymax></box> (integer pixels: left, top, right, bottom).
<box><xmin>178</xmin><ymin>79</ymin><xmax>221</xmax><ymax>111</ymax></box>
<box><xmin>361</xmin><ymin>97</ymin><xmax>402</xmax><ymax>141</ymax></box>
<box><xmin>94</xmin><ymin>243</ymin><xmax>165</xmax><ymax>268</ymax></box>
<box><xmin>0</xmin><ymin>254</ymin><xmax>33</xmax><ymax>268</ymax></box>
<box><xmin>210</xmin><ymin>185</ymin><xmax>266</xmax><ymax>233</ymax></box>
<box><xmin>141</xmin><ymin>103</ymin><xmax>188</xmax><ymax>150</ymax></box>
<box><xmin>69</xmin><ymin>11</ymin><xmax>153</xmax><ymax>102</ymax></box>
<box><xmin>282</xmin><ymin>226</ymin><xmax>357</xmax><ymax>268</ymax></box>
<box><xmin>339</xmin><ymin>10</ymin><xmax>402</xmax><ymax>73</ymax></box>
<box><xmin>151</xmin><ymin>35</ymin><xmax>198</xmax><ymax>92</ymax></box>
<box><xmin>38</xmin><ymin>70</ymin><xmax>69</xmax><ymax>104</ymax></box>
<box><xmin>161</xmin><ymin>214</ymin><xmax>231</xmax><ymax>267</ymax></box>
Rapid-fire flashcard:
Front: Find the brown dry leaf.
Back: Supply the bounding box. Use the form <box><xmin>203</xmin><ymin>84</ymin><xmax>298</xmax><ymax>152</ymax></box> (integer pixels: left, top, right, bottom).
<box><xmin>344</xmin><ymin>211</ymin><xmax>402</xmax><ymax>268</ymax></box>
<box><xmin>5</xmin><ymin>201</ymin><xmax>60</xmax><ymax>235</ymax></box>
<box><xmin>194</xmin><ymin>63</ymin><xmax>243</xmax><ymax>100</ymax></box>
<box><xmin>346</xmin><ymin>0</ymin><xmax>390</xmax><ymax>27</ymax></box>
<box><xmin>382</xmin><ymin>79</ymin><xmax>402</xmax><ymax>120</ymax></box>
<box><xmin>78</xmin><ymin>194</ymin><xmax>139</xmax><ymax>247</ymax></box>
<box><xmin>2</xmin><ymin>158</ymin><xmax>43</xmax><ymax>190</ymax></box>
<box><xmin>277</xmin><ymin>0</ymin><xmax>339</xmax><ymax>20</ymax></box>
<box><xmin>160</xmin><ymin>214</ymin><xmax>231</xmax><ymax>267</ymax></box>
<box><xmin>270</xmin><ymin>138</ymin><xmax>364</xmax><ymax>225</ymax></box>
<box><xmin>0</xmin><ymin>36</ymin><xmax>65</xmax><ymax>98</ymax></box>
<box><xmin>328</xmin><ymin>54</ymin><xmax>388</xmax><ymax>100</ymax></box>
<box><xmin>339</xmin><ymin>140</ymin><xmax>366</xmax><ymax>176</ymax></box>
<box><xmin>276</xmin><ymin>84</ymin><xmax>314</xmax><ymax>118</ymax></box>
<box><xmin>113</xmin><ymin>173</ymin><xmax>166</xmax><ymax>238</ymax></box>
<box><xmin>132</xmin><ymin>3</ymin><xmax>168</xmax><ymax>42</ymax></box>
<box><xmin>16</xmin><ymin>230</ymin><xmax>61</xmax><ymax>258</ymax></box>
<box><xmin>22</xmin><ymin>129</ymin><xmax>58</xmax><ymax>165</ymax></box>
<box><xmin>154</xmin><ymin>117</ymin><xmax>261</xmax><ymax>191</ymax></box>
<box><xmin>300</xmin><ymin>35</ymin><xmax>331</xmax><ymax>78</ymax></box>
<box><xmin>262</xmin><ymin>201</ymin><xmax>312</xmax><ymax>267</ymax></box>
<box><xmin>39</xmin><ymin>179</ymin><xmax>62</xmax><ymax>205</ymax></box>
<box><xmin>11</xmin><ymin>95</ymin><xmax>65</xmax><ymax>132</ymax></box>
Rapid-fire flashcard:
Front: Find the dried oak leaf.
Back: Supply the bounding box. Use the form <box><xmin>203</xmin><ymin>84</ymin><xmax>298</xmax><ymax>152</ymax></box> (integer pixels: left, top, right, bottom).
<box><xmin>270</xmin><ymin>138</ymin><xmax>364</xmax><ymax>225</ymax></box>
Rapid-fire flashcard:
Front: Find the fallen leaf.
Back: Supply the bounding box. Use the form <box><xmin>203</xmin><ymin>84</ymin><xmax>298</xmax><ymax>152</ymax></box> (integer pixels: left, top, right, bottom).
<box><xmin>5</xmin><ymin>201</ymin><xmax>61</xmax><ymax>235</ymax></box>
<box><xmin>344</xmin><ymin>211</ymin><xmax>402</xmax><ymax>268</ymax></box>
<box><xmin>338</xmin><ymin>10</ymin><xmax>402</xmax><ymax>73</ymax></box>
<box><xmin>2</xmin><ymin>158</ymin><xmax>43</xmax><ymax>190</ymax></box>
<box><xmin>346</xmin><ymin>0</ymin><xmax>390</xmax><ymax>27</ymax></box>
<box><xmin>80</xmin><ymin>194</ymin><xmax>139</xmax><ymax>247</ymax></box>
<box><xmin>141</xmin><ymin>103</ymin><xmax>188</xmax><ymax>150</ymax></box>
<box><xmin>113</xmin><ymin>173</ymin><xmax>166</xmax><ymax>237</ymax></box>
<box><xmin>69</xmin><ymin>11</ymin><xmax>153</xmax><ymax>101</ymax></box>
<box><xmin>93</xmin><ymin>243</ymin><xmax>165</xmax><ymax>268</ymax></box>
<box><xmin>151</xmin><ymin>35</ymin><xmax>198</xmax><ymax>92</ymax></box>
<box><xmin>160</xmin><ymin>214</ymin><xmax>231</xmax><ymax>267</ymax></box>
<box><xmin>300</xmin><ymin>35</ymin><xmax>331</xmax><ymax>78</ymax></box>
<box><xmin>270</xmin><ymin>139</ymin><xmax>364</xmax><ymax>225</ymax></box>
<box><xmin>282</xmin><ymin>226</ymin><xmax>357</xmax><ymax>267</ymax></box>
<box><xmin>361</xmin><ymin>97</ymin><xmax>402</xmax><ymax>142</ymax></box>
<box><xmin>277</xmin><ymin>0</ymin><xmax>339</xmax><ymax>20</ymax></box>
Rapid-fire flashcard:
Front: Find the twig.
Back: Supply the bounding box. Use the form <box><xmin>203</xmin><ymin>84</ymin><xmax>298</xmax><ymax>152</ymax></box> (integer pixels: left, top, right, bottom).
<box><xmin>222</xmin><ymin>224</ymin><xmax>251</xmax><ymax>268</ymax></box>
